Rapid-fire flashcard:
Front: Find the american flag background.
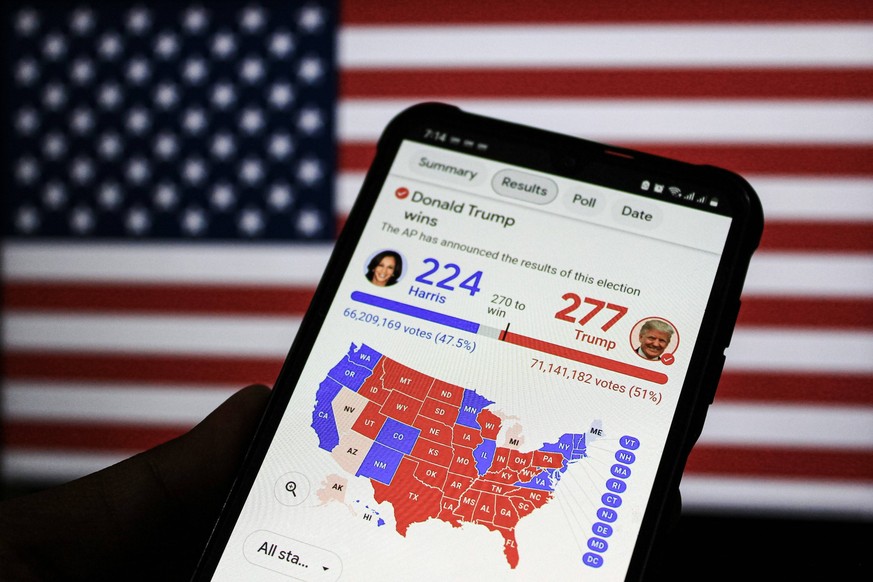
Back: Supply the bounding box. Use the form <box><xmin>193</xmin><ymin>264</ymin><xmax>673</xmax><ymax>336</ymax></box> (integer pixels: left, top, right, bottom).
<box><xmin>2</xmin><ymin>0</ymin><xmax>872</xmax><ymax>575</ymax></box>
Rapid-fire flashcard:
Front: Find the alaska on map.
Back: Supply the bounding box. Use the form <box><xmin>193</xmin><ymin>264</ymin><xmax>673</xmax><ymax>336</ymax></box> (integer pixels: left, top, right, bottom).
<box><xmin>311</xmin><ymin>343</ymin><xmax>590</xmax><ymax>568</ymax></box>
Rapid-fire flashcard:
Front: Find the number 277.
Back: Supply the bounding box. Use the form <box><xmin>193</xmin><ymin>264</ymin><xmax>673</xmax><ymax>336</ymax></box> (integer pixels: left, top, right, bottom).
<box><xmin>555</xmin><ymin>293</ymin><xmax>627</xmax><ymax>331</ymax></box>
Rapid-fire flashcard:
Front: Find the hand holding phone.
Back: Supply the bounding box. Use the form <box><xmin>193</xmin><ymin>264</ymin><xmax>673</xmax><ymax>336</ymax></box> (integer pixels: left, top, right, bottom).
<box><xmin>193</xmin><ymin>103</ymin><xmax>763</xmax><ymax>581</ymax></box>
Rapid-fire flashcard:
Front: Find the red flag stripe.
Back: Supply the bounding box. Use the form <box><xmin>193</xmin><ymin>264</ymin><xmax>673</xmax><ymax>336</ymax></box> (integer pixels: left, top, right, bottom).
<box><xmin>2</xmin><ymin>352</ymin><xmax>283</xmax><ymax>385</ymax></box>
<box><xmin>2</xmin><ymin>283</ymin><xmax>314</xmax><ymax>315</ymax></box>
<box><xmin>715</xmin><ymin>372</ymin><xmax>873</xmax><ymax>405</ymax></box>
<box><xmin>340</xmin><ymin>143</ymin><xmax>873</xmax><ymax>176</ymax></box>
<box><xmin>4</xmin><ymin>421</ymin><xmax>871</xmax><ymax>481</ymax></box>
<box><xmin>341</xmin><ymin>69</ymin><xmax>873</xmax><ymax>99</ymax></box>
<box><xmin>341</xmin><ymin>1</ymin><xmax>873</xmax><ymax>24</ymax></box>
<box><xmin>685</xmin><ymin>445</ymin><xmax>873</xmax><ymax>480</ymax></box>
<box><xmin>4</xmin><ymin>283</ymin><xmax>873</xmax><ymax>328</ymax></box>
<box><xmin>736</xmin><ymin>297</ymin><xmax>873</xmax><ymax>329</ymax></box>
<box><xmin>2</xmin><ymin>422</ymin><xmax>185</xmax><ymax>453</ymax></box>
<box><xmin>760</xmin><ymin>222</ymin><xmax>873</xmax><ymax>252</ymax></box>
<box><xmin>5</xmin><ymin>352</ymin><xmax>873</xmax><ymax>406</ymax></box>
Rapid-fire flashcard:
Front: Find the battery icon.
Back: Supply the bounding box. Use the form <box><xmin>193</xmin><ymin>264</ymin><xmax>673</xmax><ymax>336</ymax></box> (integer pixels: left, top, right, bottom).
<box><xmin>709</xmin><ymin>197</ymin><xmax>719</xmax><ymax>207</ymax></box>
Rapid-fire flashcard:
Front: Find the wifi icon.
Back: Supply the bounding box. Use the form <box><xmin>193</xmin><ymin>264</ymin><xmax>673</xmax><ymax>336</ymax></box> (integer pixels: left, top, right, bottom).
<box><xmin>668</xmin><ymin>186</ymin><xmax>683</xmax><ymax>197</ymax></box>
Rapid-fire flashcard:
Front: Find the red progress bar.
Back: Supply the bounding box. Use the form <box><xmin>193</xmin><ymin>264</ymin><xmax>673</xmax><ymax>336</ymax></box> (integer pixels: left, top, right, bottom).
<box><xmin>501</xmin><ymin>331</ymin><xmax>668</xmax><ymax>385</ymax></box>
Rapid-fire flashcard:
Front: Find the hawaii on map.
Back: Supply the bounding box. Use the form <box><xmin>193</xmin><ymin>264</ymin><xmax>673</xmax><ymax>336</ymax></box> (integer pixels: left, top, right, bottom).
<box><xmin>312</xmin><ymin>343</ymin><xmax>590</xmax><ymax>568</ymax></box>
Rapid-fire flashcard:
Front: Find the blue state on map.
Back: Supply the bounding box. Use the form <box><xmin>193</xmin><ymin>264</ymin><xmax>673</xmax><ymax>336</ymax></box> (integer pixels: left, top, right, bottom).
<box><xmin>311</xmin><ymin>342</ymin><xmax>590</xmax><ymax>568</ymax></box>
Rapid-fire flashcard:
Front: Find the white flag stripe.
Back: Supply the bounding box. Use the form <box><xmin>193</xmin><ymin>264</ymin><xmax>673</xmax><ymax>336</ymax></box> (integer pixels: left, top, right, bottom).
<box><xmin>5</xmin><ymin>313</ymin><xmax>872</xmax><ymax>373</ymax></box>
<box><xmin>338</xmin><ymin>173</ymin><xmax>873</xmax><ymax>221</ymax></box>
<box><xmin>6</xmin><ymin>246</ymin><xmax>871</xmax><ymax>298</ymax></box>
<box><xmin>3</xmin><ymin>451</ymin><xmax>130</xmax><ymax>484</ymax></box>
<box><xmin>724</xmin><ymin>328</ymin><xmax>873</xmax><ymax>373</ymax></box>
<box><xmin>699</xmin><ymin>403</ymin><xmax>873</xmax><ymax>450</ymax></box>
<box><xmin>745</xmin><ymin>177</ymin><xmax>873</xmax><ymax>221</ymax></box>
<box><xmin>679</xmin><ymin>476</ymin><xmax>873</xmax><ymax>518</ymax></box>
<box><xmin>4</xmin><ymin>3</ymin><xmax>869</xmax><ymax>531</ymax></box>
<box><xmin>337</xmin><ymin>173</ymin><xmax>366</xmax><ymax>214</ymax></box>
<box><xmin>340</xmin><ymin>25</ymin><xmax>873</xmax><ymax>69</ymax></box>
<box><xmin>5</xmin><ymin>383</ymin><xmax>872</xmax><ymax>451</ymax></box>
<box><xmin>339</xmin><ymin>99</ymin><xmax>873</xmax><ymax>143</ymax></box>
<box><xmin>2</xmin><ymin>243</ymin><xmax>333</xmax><ymax>284</ymax></box>
<box><xmin>3</xmin><ymin>383</ymin><xmax>236</xmax><ymax>424</ymax></box>
<box><xmin>4</xmin><ymin>313</ymin><xmax>301</xmax><ymax>356</ymax></box>
<box><xmin>743</xmin><ymin>253</ymin><xmax>873</xmax><ymax>297</ymax></box>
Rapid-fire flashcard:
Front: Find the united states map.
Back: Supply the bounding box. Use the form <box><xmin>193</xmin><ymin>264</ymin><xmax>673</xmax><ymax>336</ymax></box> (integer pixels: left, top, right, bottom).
<box><xmin>312</xmin><ymin>343</ymin><xmax>589</xmax><ymax>568</ymax></box>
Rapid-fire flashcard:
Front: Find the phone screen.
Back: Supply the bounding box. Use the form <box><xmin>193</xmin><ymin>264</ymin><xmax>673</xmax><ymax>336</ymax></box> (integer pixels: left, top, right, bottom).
<box><xmin>197</xmin><ymin>105</ymin><xmax>760</xmax><ymax>581</ymax></box>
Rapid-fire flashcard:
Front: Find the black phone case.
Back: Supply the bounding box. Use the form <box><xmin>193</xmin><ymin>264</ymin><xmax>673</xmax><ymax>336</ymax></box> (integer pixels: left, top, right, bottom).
<box><xmin>193</xmin><ymin>102</ymin><xmax>764</xmax><ymax>582</ymax></box>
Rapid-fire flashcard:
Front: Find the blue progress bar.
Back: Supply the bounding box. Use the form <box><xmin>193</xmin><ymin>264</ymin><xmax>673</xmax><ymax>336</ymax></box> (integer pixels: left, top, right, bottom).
<box><xmin>351</xmin><ymin>291</ymin><xmax>480</xmax><ymax>333</ymax></box>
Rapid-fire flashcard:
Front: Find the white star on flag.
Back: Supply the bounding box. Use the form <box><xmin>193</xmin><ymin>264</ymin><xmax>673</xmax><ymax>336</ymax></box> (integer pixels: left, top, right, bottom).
<box><xmin>3</xmin><ymin>0</ymin><xmax>338</xmax><ymax>504</ymax></box>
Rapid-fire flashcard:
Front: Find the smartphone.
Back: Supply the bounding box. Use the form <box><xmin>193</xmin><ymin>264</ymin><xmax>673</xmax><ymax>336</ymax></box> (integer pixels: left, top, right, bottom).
<box><xmin>192</xmin><ymin>102</ymin><xmax>763</xmax><ymax>581</ymax></box>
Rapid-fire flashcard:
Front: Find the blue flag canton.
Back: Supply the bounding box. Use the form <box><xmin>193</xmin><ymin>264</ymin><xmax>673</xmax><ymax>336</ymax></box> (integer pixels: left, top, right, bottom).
<box><xmin>4</xmin><ymin>1</ymin><xmax>337</xmax><ymax>241</ymax></box>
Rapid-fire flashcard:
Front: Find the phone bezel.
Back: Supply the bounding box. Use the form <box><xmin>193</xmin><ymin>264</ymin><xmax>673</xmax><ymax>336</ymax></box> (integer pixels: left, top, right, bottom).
<box><xmin>192</xmin><ymin>102</ymin><xmax>763</xmax><ymax>581</ymax></box>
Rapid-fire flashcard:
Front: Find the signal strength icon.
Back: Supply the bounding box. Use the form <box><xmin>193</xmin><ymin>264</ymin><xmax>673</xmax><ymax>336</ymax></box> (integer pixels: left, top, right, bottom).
<box><xmin>683</xmin><ymin>192</ymin><xmax>695</xmax><ymax>201</ymax></box>
<box><xmin>668</xmin><ymin>186</ymin><xmax>682</xmax><ymax>197</ymax></box>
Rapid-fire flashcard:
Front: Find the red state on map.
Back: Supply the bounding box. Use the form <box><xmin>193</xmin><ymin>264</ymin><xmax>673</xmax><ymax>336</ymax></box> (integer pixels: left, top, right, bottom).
<box><xmin>380</xmin><ymin>389</ymin><xmax>423</xmax><ymax>425</ymax></box>
<box><xmin>489</xmin><ymin>465</ymin><xmax>522</xmax><ymax>484</ymax></box>
<box><xmin>428</xmin><ymin>379</ymin><xmax>465</xmax><ymax>407</ymax></box>
<box><xmin>491</xmin><ymin>447</ymin><xmax>511</xmax><ymax>472</ymax></box>
<box><xmin>517</xmin><ymin>465</ymin><xmax>541</xmax><ymax>482</ymax></box>
<box><xmin>438</xmin><ymin>496</ymin><xmax>460</xmax><ymax>524</ymax></box>
<box><xmin>472</xmin><ymin>492</ymin><xmax>497</xmax><ymax>524</ymax></box>
<box><xmin>494</xmin><ymin>495</ymin><xmax>520</xmax><ymax>528</ymax></box>
<box><xmin>476</xmin><ymin>409</ymin><xmax>502</xmax><ymax>440</ymax></box>
<box><xmin>419</xmin><ymin>396</ymin><xmax>460</xmax><ymax>425</ymax></box>
<box><xmin>510</xmin><ymin>496</ymin><xmax>537</xmax><ymax>520</ymax></box>
<box><xmin>493</xmin><ymin>525</ymin><xmax>520</xmax><ymax>569</ymax></box>
<box><xmin>351</xmin><ymin>401</ymin><xmax>387</xmax><ymax>440</ymax></box>
<box><xmin>443</xmin><ymin>473</ymin><xmax>474</xmax><ymax>500</ymax></box>
<box><xmin>515</xmin><ymin>487</ymin><xmax>552</xmax><ymax>509</ymax></box>
<box><xmin>454</xmin><ymin>490</ymin><xmax>479</xmax><ymax>521</ymax></box>
<box><xmin>371</xmin><ymin>457</ymin><xmax>442</xmax><ymax>536</ymax></box>
<box><xmin>470</xmin><ymin>478</ymin><xmax>517</xmax><ymax>498</ymax></box>
<box><xmin>381</xmin><ymin>359</ymin><xmax>433</xmax><ymax>400</ymax></box>
<box><xmin>413</xmin><ymin>459</ymin><xmax>448</xmax><ymax>488</ymax></box>
<box><xmin>452</xmin><ymin>423</ymin><xmax>483</xmax><ymax>449</ymax></box>
<box><xmin>508</xmin><ymin>449</ymin><xmax>534</xmax><ymax>472</ymax></box>
<box><xmin>410</xmin><ymin>437</ymin><xmax>453</xmax><ymax>468</ymax></box>
<box><xmin>455</xmin><ymin>492</ymin><xmax>522</xmax><ymax>569</ymax></box>
<box><xmin>449</xmin><ymin>446</ymin><xmax>479</xmax><ymax>478</ymax></box>
<box><xmin>325</xmin><ymin>347</ymin><xmax>585</xmax><ymax>571</ymax></box>
<box><xmin>412</xmin><ymin>415</ymin><xmax>453</xmax><ymax>446</ymax></box>
<box><xmin>532</xmin><ymin>450</ymin><xmax>565</xmax><ymax>469</ymax></box>
<box><xmin>358</xmin><ymin>362</ymin><xmax>390</xmax><ymax>405</ymax></box>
